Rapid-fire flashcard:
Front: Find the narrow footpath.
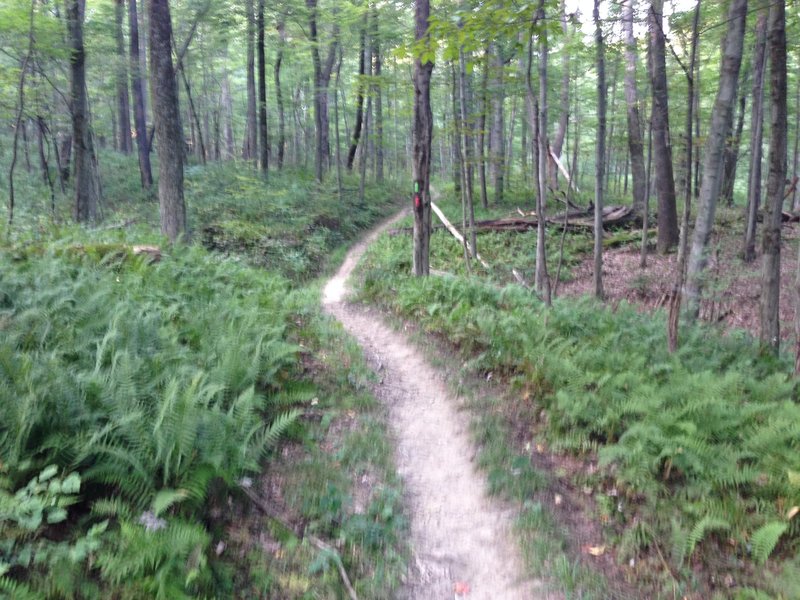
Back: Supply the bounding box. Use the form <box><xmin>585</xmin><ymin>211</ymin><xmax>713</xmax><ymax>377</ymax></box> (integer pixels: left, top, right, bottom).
<box><xmin>322</xmin><ymin>210</ymin><xmax>545</xmax><ymax>599</ymax></box>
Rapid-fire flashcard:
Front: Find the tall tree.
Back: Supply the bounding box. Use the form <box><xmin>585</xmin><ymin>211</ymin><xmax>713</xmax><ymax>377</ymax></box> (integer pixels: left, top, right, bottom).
<box><xmin>412</xmin><ymin>0</ymin><xmax>433</xmax><ymax>276</ymax></box>
<box><xmin>373</xmin><ymin>5</ymin><xmax>384</xmax><ymax>182</ymax></box>
<box><xmin>307</xmin><ymin>0</ymin><xmax>339</xmax><ymax>182</ymax></box>
<box><xmin>490</xmin><ymin>43</ymin><xmax>505</xmax><ymax>204</ymax></box>
<box><xmin>760</xmin><ymin>0</ymin><xmax>787</xmax><ymax>350</ymax></box>
<box><xmin>685</xmin><ymin>0</ymin><xmax>748</xmax><ymax>318</ymax></box>
<box><xmin>648</xmin><ymin>0</ymin><xmax>679</xmax><ymax>253</ymax></box>
<box><xmin>346</xmin><ymin>10</ymin><xmax>368</xmax><ymax>172</ymax></box>
<box><xmin>129</xmin><ymin>0</ymin><xmax>152</xmax><ymax>188</ymax></box>
<box><xmin>275</xmin><ymin>19</ymin><xmax>286</xmax><ymax>169</ymax></box>
<box><xmin>593</xmin><ymin>0</ymin><xmax>606</xmax><ymax>300</ymax></box>
<box><xmin>115</xmin><ymin>0</ymin><xmax>132</xmax><ymax>154</ymax></box>
<box><xmin>148</xmin><ymin>0</ymin><xmax>186</xmax><ymax>242</ymax></box>
<box><xmin>622</xmin><ymin>0</ymin><xmax>646</xmax><ymax>219</ymax></box>
<box><xmin>743</xmin><ymin>11</ymin><xmax>768</xmax><ymax>262</ymax></box>
<box><xmin>257</xmin><ymin>0</ymin><xmax>268</xmax><ymax>173</ymax></box>
<box><xmin>67</xmin><ymin>0</ymin><xmax>101</xmax><ymax>223</ymax></box>
<box><xmin>244</xmin><ymin>0</ymin><xmax>257</xmax><ymax>162</ymax></box>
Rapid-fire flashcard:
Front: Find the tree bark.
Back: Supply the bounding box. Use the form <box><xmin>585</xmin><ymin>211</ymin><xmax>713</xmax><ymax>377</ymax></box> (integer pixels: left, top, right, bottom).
<box><xmin>115</xmin><ymin>0</ymin><xmax>132</xmax><ymax>154</ymax></box>
<box><xmin>622</xmin><ymin>0</ymin><xmax>646</xmax><ymax>219</ymax></box>
<box><xmin>761</xmin><ymin>0</ymin><xmax>787</xmax><ymax>350</ymax></box>
<box><xmin>490</xmin><ymin>43</ymin><xmax>505</xmax><ymax>205</ymax></box>
<box><xmin>685</xmin><ymin>0</ymin><xmax>747</xmax><ymax>318</ymax></box>
<box><xmin>129</xmin><ymin>0</ymin><xmax>152</xmax><ymax>188</ymax></box>
<box><xmin>550</xmin><ymin>0</ymin><xmax>570</xmax><ymax>186</ymax></box>
<box><xmin>148</xmin><ymin>0</ymin><xmax>186</xmax><ymax>242</ymax></box>
<box><xmin>743</xmin><ymin>11</ymin><xmax>768</xmax><ymax>262</ymax></box>
<box><xmin>648</xmin><ymin>0</ymin><xmax>679</xmax><ymax>253</ymax></box>
<box><xmin>373</xmin><ymin>5</ymin><xmax>384</xmax><ymax>182</ymax></box>
<box><xmin>478</xmin><ymin>48</ymin><xmax>489</xmax><ymax>208</ymax></box>
<box><xmin>593</xmin><ymin>0</ymin><xmax>606</xmax><ymax>300</ymax></box>
<box><xmin>307</xmin><ymin>0</ymin><xmax>338</xmax><ymax>182</ymax></box>
<box><xmin>257</xmin><ymin>0</ymin><xmax>268</xmax><ymax>174</ymax></box>
<box><xmin>412</xmin><ymin>0</ymin><xmax>433</xmax><ymax>276</ymax></box>
<box><xmin>346</xmin><ymin>11</ymin><xmax>368</xmax><ymax>171</ymax></box>
<box><xmin>67</xmin><ymin>0</ymin><xmax>101</xmax><ymax>223</ymax></box>
<box><xmin>244</xmin><ymin>0</ymin><xmax>257</xmax><ymax>162</ymax></box>
<box><xmin>720</xmin><ymin>64</ymin><xmax>748</xmax><ymax>206</ymax></box>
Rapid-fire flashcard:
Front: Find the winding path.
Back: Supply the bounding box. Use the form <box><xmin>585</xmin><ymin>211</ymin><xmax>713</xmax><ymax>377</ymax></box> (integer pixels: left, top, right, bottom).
<box><xmin>323</xmin><ymin>210</ymin><xmax>544</xmax><ymax>599</ymax></box>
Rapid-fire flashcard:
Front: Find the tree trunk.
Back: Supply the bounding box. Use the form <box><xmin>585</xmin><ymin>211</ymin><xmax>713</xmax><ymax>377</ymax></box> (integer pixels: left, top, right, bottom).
<box><xmin>593</xmin><ymin>0</ymin><xmax>606</xmax><ymax>300</ymax></box>
<box><xmin>221</xmin><ymin>52</ymin><xmax>235</xmax><ymax>159</ymax></box>
<box><xmin>347</xmin><ymin>11</ymin><xmax>368</xmax><ymax>171</ymax></box>
<box><xmin>67</xmin><ymin>0</ymin><xmax>101</xmax><ymax>223</ymax></box>
<box><xmin>373</xmin><ymin>6</ymin><xmax>384</xmax><ymax>182</ymax></box>
<box><xmin>129</xmin><ymin>0</ymin><xmax>152</xmax><ymax>188</ymax></box>
<box><xmin>275</xmin><ymin>20</ymin><xmax>286</xmax><ymax>169</ymax></box>
<box><xmin>307</xmin><ymin>0</ymin><xmax>338</xmax><ymax>182</ymax></box>
<box><xmin>549</xmin><ymin>0</ymin><xmax>570</xmax><ymax>188</ymax></box>
<box><xmin>115</xmin><ymin>0</ymin><xmax>132</xmax><ymax>154</ymax></box>
<box><xmin>459</xmin><ymin>46</ymin><xmax>476</xmax><ymax>256</ymax></box>
<box><xmin>761</xmin><ymin>0</ymin><xmax>787</xmax><ymax>350</ymax></box>
<box><xmin>648</xmin><ymin>0</ymin><xmax>679</xmax><ymax>253</ymax></box>
<box><xmin>720</xmin><ymin>64</ymin><xmax>748</xmax><ymax>206</ymax></box>
<box><xmin>244</xmin><ymin>0</ymin><xmax>257</xmax><ymax>162</ymax></box>
<box><xmin>412</xmin><ymin>0</ymin><xmax>433</xmax><ymax>276</ymax></box>
<box><xmin>793</xmin><ymin>76</ymin><xmax>800</xmax><ymax>212</ymax></box>
<box><xmin>743</xmin><ymin>12</ymin><xmax>768</xmax><ymax>262</ymax></box>
<box><xmin>478</xmin><ymin>48</ymin><xmax>489</xmax><ymax>208</ymax></box>
<box><xmin>148</xmin><ymin>0</ymin><xmax>186</xmax><ymax>242</ymax></box>
<box><xmin>685</xmin><ymin>0</ymin><xmax>747</xmax><ymax>318</ymax></box>
<box><xmin>490</xmin><ymin>43</ymin><xmax>505</xmax><ymax>205</ymax></box>
<box><xmin>622</xmin><ymin>0</ymin><xmax>646</xmax><ymax>220</ymax></box>
<box><xmin>257</xmin><ymin>0</ymin><xmax>268</xmax><ymax>174</ymax></box>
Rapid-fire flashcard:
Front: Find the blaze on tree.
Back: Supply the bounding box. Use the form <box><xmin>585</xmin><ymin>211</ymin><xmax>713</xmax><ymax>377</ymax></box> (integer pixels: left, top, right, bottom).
<box><xmin>412</xmin><ymin>0</ymin><xmax>433</xmax><ymax>276</ymax></box>
<box><xmin>148</xmin><ymin>0</ymin><xmax>186</xmax><ymax>242</ymax></box>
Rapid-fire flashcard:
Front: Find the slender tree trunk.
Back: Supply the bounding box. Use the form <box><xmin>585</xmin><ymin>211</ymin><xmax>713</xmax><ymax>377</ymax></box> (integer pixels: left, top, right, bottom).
<box><xmin>721</xmin><ymin>64</ymin><xmax>748</xmax><ymax>206</ymax></box>
<box><xmin>129</xmin><ymin>0</ymin><xmax>152</xmax><ymax>188</ymax></box>
<box><xmin>459</xmin><ymin>46</ymin><xmax>476</xmax><ymax>256</ymax></box>
<box><xmin>648</xmin><ymin>0</ymin><xmax>679</xmax><ymax>253</ymax></box>
<box><xmin>622</xmin><ymin>0</ymin><xmax>648</xmax><ymax>220</ymax></box>
<box><xmin>490</xmin><ymin>43</ymin><xmax>505</xmax><ymax>205</ymax></box>
<box><xmin>347</xmin><ymin>11</ymin><xmax>368</xmax><ymax>171</ymax></box>
<box><xmin>373</xmin><ymin>6</ymin><xmax>384</xmax><ymax>182</ymax></box>
<box><xmin>148</xmin><ymin>0</ymin><xmax>186</xmax><ymax>242</ymax></box>
<box><xmin>257</xmin><ymin>0</ymin><xmax>268</xmax><ymax>174</ymax></box>
<box><xmin>668</xmin><ymin>0</ymin><xmax>700</xmax><ymax>351</ymax></box>
<box><xmin>549</xmin><ymin>0</ymin><xmax>570</xmax><ymax>188</ymax></box>
<box><xmin>8</xmin><ymin>5</ymin><xmax>34</xmax><ymax>224</ymax></box>
<box><xmin>593</xmin><ymin>0</ymin><xmax>606</xmax><ymax>300</ymax></box>
<box><xmin>221</xmin><ymin>52</ymin><xmax>235</xmax><ymax>159</ymax></box>
<box><xmin>275</xmin><ymin>20</ymin><xmax>286</xmax><ymax>169</ymax></box>
<box><xmin>244</xmin><ymin>0</ymin><xmax>257</xmax><ymax>162</ymax></box>
<box><xmin>115</xmin><ymin>0</ymin><xmax>132</xmax><ymax>154</ymax></box>
<box><xmin>307</xmin><ymin>0</ymin><xmax>338</xmax><ymax>182</ymax></box>
<box><xmin>412</xmin><ymin>0</ymin><xmax>433</xmax><ymax>276</ymax></box>
<box><xmin>761</xmin><ymin>0</ymin><xmax>787</xmax><ymax>350</ymax></box>
<box><xmin>743</xmin><ymin>11</ymin><xmax>768</xmax><ymax>262</ymax></box>
<box><xmin>334</xmin><ymin>48</ymin><xmax>344</xmax><ymax>203</ymax></box>
<box><xmin>479</xmin><ymin>48</ymin><xmax>489</xmax><ymax>208</ymax></box>
<box><xmin>685</xmin><ymin>0</ymin><xmax>747</xmax><ymax>318</ymax></box>
<box><xmin>68</xmin><ymin>0</ymin><xmax>101</xmax><ymax>223</ymax></box>
<box><xmin>178</xmin><ymin>67</ymin><xmax>206</xmax><ymax>164</ymax></box>
<box><xmin>359</xmin><ymin>37</ymin><xmax>372</xmax><ymax>205</ymax></box>
<box><xmin>793</xmin><ymin>77</ymin><xmax>800</xmax><ymax>212</ymax></box>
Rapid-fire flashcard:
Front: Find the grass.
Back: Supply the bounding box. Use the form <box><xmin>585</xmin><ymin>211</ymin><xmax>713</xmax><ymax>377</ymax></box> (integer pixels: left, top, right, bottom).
<box><xmin>355</xmin><ymin>227</ymin><xmax>800</xmax><ymax>599</ymax></box>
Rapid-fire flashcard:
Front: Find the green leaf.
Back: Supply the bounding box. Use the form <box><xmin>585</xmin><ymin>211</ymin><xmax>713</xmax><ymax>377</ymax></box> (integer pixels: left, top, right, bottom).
<box><xmin>46</xmin><ymin>507</ymin><xmax>67</xmax><ymax>524</ymax></box>
<box><xmin>61</xmin><ymin>473</ymin><xmax>81</xmax><ymax>494</ymax></box>
<box><xmin>38</xmin><ymin>465</ymin><xmax>58</xmax><ymax>482</ymax></box>
<box><xmin>151</xmin><ymin>489</ymin><xmax>189</xmax><ymax>517</ymax></box>
<box><xmin>751</xmin><ymin>522</ymin><xmax>788</xmax><ymax>564</ymax></box>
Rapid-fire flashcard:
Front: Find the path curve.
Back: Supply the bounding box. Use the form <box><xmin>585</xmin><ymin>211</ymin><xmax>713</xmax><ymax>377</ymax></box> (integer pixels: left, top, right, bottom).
<box><xmin>323</xmin><ymin>210</ymin><xmax>544</xmax><ymax>599</ymax></box>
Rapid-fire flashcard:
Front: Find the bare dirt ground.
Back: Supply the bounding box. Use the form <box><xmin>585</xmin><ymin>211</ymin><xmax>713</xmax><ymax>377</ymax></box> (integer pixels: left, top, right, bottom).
<box><xmin>323</xmin><ymin>211</ymin><xmax>547</xmax><ymax>600</ymax></box>
<box><xmin>560</xmin><ymin>221</ymin><xmax>800</xmax><ymax>341</ymax></box>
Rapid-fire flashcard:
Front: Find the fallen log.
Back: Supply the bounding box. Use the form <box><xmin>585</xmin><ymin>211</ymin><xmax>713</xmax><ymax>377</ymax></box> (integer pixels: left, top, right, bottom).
<box><xmin>430</xmin><ymin>201</ymin><xmax>490</xmax><ymax>269</ymax></box>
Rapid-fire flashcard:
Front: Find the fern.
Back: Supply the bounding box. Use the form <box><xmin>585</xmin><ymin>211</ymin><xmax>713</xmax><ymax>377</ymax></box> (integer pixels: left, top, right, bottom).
<box><xmin>750</xmin><ymin>521</ymin><xmax>788</xmax><ymax>564</ymax></box>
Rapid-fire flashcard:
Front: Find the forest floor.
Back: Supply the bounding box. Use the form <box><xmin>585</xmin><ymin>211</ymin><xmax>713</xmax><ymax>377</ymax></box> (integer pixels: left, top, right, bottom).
<box><xmin>560</xmin><ymin>214</ymin><xmax>800</xmax><ymax>341</ymax></box>
<box><xmin>322</xmin><ymin>210</ymin><xmax>546</xmax><ymax>600</ymax></box>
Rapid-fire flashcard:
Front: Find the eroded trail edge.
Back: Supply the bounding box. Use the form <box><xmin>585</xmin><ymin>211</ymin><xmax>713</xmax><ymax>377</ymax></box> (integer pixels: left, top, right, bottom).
<box><xmin>323</xmin><ymin>210</ymin><xmax>544</xmax><ymax>599</ymax></box>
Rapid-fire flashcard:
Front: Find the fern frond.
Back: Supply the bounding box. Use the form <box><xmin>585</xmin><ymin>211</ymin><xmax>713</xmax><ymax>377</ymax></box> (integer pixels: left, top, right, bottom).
<box><xmin>750</xmin><ymin>521</ymin><xmax>787</xmax><ymax>564</ymax></box>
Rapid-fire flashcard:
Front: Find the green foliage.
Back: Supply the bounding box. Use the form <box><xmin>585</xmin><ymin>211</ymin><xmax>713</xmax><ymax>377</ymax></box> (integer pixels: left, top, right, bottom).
<box><xmin>357</xmin><ymin>232</ymin><xmax>800</xmax><ymax>593</ymax></box>
<box><xmin>0</xmin><ymin>243</ymin><xmax>307</xmax><ymax>596</ymax></box>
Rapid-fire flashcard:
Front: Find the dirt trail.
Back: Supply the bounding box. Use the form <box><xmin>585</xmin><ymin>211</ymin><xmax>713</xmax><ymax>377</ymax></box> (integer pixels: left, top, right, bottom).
<box><xmin>323</xmin><ymin>210</ymin><xmax>545</xmax><ymax>600</ymax></box>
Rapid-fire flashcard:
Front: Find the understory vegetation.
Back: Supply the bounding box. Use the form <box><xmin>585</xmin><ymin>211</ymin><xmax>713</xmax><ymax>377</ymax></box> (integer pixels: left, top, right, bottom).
<box><xmin>0</xmin><ymin>160</ymin><xmax>406</xmax><ymax>598</ymax></box>
<box><xmin>357</xmin><ymin>226</ymin><xmax>800</xmax><ymax>599</ymax></box>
